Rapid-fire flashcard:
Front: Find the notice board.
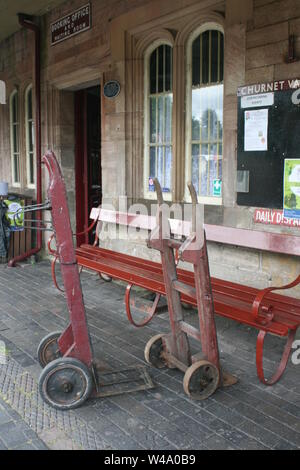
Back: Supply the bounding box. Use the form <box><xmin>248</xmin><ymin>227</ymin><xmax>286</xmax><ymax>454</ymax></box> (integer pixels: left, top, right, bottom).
<box><xmin>237</xmin><ymin>79</ymin><xmax>300</xmax><ymax>208</ymax></box>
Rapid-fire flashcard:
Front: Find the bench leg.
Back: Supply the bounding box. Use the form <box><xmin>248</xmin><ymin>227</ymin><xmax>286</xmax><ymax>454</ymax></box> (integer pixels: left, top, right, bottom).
<box><xmin>256</xmin><ymin>329</ymin><xmax>296</xmax><ymax>385</ymax></box>
<box><xmin>125</xmin><ymin>284</ymin><xmax>161</xmax><ymax>327</ymax></box>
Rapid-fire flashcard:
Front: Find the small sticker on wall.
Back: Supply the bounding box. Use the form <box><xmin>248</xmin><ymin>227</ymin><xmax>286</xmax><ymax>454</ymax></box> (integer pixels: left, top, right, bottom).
<box><xmin>149</xmin><ymin>177</ymin><xmax>155</xmax><ymax>192</ymax></box>
<box><xmin>148</xmin><ymin>177</ymin><xmax>170</xmax><ymax>193</ymax></box>
<box><xmin>213</xmin><ymin>179</ymin><xmax>222</xmax><ymax>197</ymax></box>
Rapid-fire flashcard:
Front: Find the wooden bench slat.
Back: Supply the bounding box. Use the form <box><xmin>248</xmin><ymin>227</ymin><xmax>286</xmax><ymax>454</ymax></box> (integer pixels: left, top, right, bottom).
<box><xmin>90</xmin><ymin>208</ymin><xmax>300</xmax><ymax>257</ymax></box>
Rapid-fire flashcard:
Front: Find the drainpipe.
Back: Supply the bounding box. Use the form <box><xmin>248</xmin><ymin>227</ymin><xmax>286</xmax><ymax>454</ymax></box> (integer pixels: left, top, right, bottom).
<box><xmin>8</xmin><ymin>14</ymin><xmax>42</xmax><ymax>266</ymax></box>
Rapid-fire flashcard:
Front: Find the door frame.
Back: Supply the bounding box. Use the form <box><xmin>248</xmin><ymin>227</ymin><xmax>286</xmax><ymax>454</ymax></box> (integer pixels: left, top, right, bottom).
<box><xmin>75</xmin><ymin>90</ymin><xmax>89</xmax><ymax>246</ymax></box>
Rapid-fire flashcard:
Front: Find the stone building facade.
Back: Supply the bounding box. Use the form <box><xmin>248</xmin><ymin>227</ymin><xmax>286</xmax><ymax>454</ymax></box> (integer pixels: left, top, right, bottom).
<box><xmin>0</xmin><ymin>0</ymin><xmax>300</xmax><ymax>297</ymax></box>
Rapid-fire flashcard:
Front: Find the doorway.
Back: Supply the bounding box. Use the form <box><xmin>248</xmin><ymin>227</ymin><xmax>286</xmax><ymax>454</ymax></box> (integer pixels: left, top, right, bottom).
<box><xmin>75</xmin><ymin>85</ymin><xmax>101</xmax><ymax>245</ymax></box>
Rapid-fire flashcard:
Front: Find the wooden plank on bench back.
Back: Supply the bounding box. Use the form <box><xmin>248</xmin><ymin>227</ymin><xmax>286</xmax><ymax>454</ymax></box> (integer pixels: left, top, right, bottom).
<box><xmin>90</xmin><ymin>208</ymin><xmax>300</xmax><ymax>257</ymax></box>
<box><xmin>205</xmin><ymin>224</ymin><xmax>300</xmax><ymax>257</ymax></box>
<box><xmin>90</xmin><ymin>208</ymin><xmax>191</xmax><ymax>237</ymax></box>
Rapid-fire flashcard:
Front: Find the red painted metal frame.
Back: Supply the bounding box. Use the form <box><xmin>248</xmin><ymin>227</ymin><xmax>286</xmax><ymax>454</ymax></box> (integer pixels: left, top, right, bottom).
<box><xmin>73</xmin><ymin>215</ymin><xmax>300</xmax><ymax>386</ymax></box>
<box><xmin>75</xmin><ymin>245</ymin><xmax>300</xmax><ymax>331</ymax></box>
<box><xmin>256</xmin><ymin>329</ymin><xmax>297</xmax><ymax>385</ymax></box>
<box><xmin>125</xmin><ymin>285</ymin><xmax>161</xmax><ymax>327</ymax></box>
<box><xmin>145</xmin><ymin>179</ymin><xmax>220</xmax><ymax>379</ymax></box>
<box><xmin>43</xmin><ymin>151</ymin><xmax>93</xmax><ymax>368</ymax></box>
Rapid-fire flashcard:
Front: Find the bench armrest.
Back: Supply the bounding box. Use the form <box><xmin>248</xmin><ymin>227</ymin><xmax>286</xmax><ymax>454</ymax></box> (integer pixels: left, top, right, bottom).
<box><xmin>252</xmin><ymin>274</ymin><xmax>300</xmax><ymax>323</ymax></box>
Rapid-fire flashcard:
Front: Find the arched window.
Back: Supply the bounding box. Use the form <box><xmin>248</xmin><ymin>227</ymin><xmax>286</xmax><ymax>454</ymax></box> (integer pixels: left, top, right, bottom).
<box><xmin>186</xmin><ymin>27</ymin><xmax>224</xmax><ymax>202</ymax></box>
<box><xmin>10</xmin><ymin>90</ymin><xmax>20</xmax><ymax>186</ymax></box>
<box><xmin>25</xmin><ymin>85</ymin><xmax>35</xmax><ymax>187</ymax></box>
<box><xmin>144</xmin><ymin>43</ymin><xmax>173</xmax><ymax>198</ymax></box>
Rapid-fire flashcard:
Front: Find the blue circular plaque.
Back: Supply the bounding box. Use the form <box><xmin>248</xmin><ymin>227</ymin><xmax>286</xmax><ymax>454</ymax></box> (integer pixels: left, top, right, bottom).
<box><xmin>103</xmin><ymin>80</ymin><xmax>121</xmax><ymax>99</ymax></box>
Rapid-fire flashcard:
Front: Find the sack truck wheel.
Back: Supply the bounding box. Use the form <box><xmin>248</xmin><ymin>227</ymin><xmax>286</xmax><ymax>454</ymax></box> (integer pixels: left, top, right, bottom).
<box><xmin>37</xmin><ymin>331</ymin><xmax>62</xmax><ymax>368</ymax></box>
<box><xmin>38</xmin><ymin>357</ymin><xmax>93</xmax><ymax>410</ymax></box>
<box><xmin>183</xmin><ymin>360</ymin><xmax>220</xmax><ymax>400</ymax></box>
<box><xmin>144</xmin><ymin>334</ymin><xmax>166</xmax><ymax>369</ymax></box>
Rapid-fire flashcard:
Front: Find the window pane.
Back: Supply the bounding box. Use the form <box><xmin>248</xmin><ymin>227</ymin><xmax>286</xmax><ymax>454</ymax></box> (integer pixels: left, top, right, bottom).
<box><xmin>164</xmin><ymin>146</ymin><xmax>172</xmax><ymax>190</ymax></box>
<box><xmin>165</xmin><ymin>95</ymin><xmax>172</xmax><ymax>143</ymax></box>
<box><xmin>209</xmin><ymin>144</ymin><xmax>218</xmax><ymax>196</ymax></box>
<box><xmin>192</xmin><ymin>144</ymin><xmax>199</xmax><ymax>194</ymax></box>
<box><xmin>13</xmin><ymin>124</ymin><xmax>17</xmax><ymax>152</ymax></box>
<box><xmin>150</xmin><ymin>147</ymin><xmax>156</xmax><ymax>178</ymax></box>
<box><xmin>29</xmin><ymin>121</ymin><xmax>34</xmax><ymax>151</ymax></box>
<box><xmin>157</xmin><ymin>146</ymin><xmax>164</xmax><ymax>183</ymax></box>
<box><xmin>12</xmin><ymin>94</ymin><xmax>17</xmax><ymax>123</ymax></box>
<box><xmin>210</xmin><ymin>89</ymin><xmax>219</xmax><ymax>140</ymax></box>
<box><xmin>29</xmin><ymin>153</ymin><xmax>34</xmax><ymax>185</ymax></box>
<box><xmin>189</xmin><ymin>31</ymin><xmax>224</xmax><ymax>198</ymax></box>
<box><xmin>201</xmin><ymin>31</ymin><xmax>209</xmax><ymax>85</ymax></box>
<box><xmin>220</xmin><ymin>33</ymin><xmax>224</xmax><ymax>82</ymax></box>
<box><xmin>158</xmin><ymin>96</ymin><xmax>164</xmax><ymax>143</ymax></box>
<box><xmin>158</xmin><ymin>45</ymin><xmax>164</xmax><ymax>93</ymax></box>
<box><xmin>165</xmin><ymin>46</ymin><xmax>172</xmax><ymax>92</ymax></box>
<box><xmin>147</xmin><ymin>44</ymin><xmax>173</xmax><ymax>194</ymax></box>
<box><xmin>14</xmin><ymin>154</ymin><xmax>19</xmax><ymax>183</ymax></box>
<box><xmin>192</xmin><ymin>37</ymin><xmax>200</xmax><ymax>87</ymax></box>
<box><xmin>150</xmin><ymin>97</ymin><xmax>157</xmax><ymax>143</ymax></box>
<box><xmin>218</xmin><ymin>143</ymin><xmax>223</xmax><ymax>179</ymax></box>
<box><xmin>211</xmin><ymin>30</ymin><xmax>219</xmax><ymax>83</ymax></box>
<box><xmin>200</xmin><ymin>143</ymin><xmax>208</xmax><ymax>196</ymax></box>
<box><xmin>201</xmin><ymin>107</ymin><xmax>209</xmax><ymax>142</ymax></box>
<box><xmin>192</xmin><ymin>91</ymin><xmax>201</xmax><ymax>141</ymax></box>
<box><xmin>150</xmin><ymin>50</ymin><xmax>157</xmax><ymax>94</ymax></box>
<box><xmin>28</xmin><ymin>89</ymin><xmax>33</xmax><ymax>120</ymax></box>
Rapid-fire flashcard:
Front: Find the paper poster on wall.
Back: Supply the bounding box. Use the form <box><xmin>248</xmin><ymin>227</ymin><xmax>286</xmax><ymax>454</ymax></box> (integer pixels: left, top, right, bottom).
<box><xmin>283</xmin><ymin>159</ymin><xmax>300</xmax><ymax>220</ymax></box>
<box><xmin>244</xmin><ymin>108</ymin><xmax>268</xmax><ymax>151</ymax></box>
<box><xmin>241</xmin><ymin>92</ymin><xmax>274</xmax><ymax>109</ymax></box>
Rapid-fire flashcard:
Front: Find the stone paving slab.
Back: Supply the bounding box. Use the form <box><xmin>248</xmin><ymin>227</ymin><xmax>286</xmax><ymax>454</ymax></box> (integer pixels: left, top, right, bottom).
<box><xmin>0</xmin><ymin>397</ymin><xmax>48</xmax><ymax>450</ymax></box>
<box><xmin>0</xmin><ymin>261</ymin><xmax>299</xmax><ymax>450</ymax></box>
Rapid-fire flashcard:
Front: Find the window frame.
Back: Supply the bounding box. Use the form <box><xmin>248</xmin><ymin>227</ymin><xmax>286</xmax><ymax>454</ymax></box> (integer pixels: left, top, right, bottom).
<box><xmin>25</xmin><ymin>84</ymin><xmax>36</xmax><ymax>188</ymax></box>
<box><xmin>9</xmin><ymin>89</ymin><xmax>21</xmax><ymax>188</ymax></box>
<box><xmin>185</xmin><ymin>23</ymin><xmax>224</xmax><ymax>204</ymax></box>
<box><xmin>143</xmin><ymin>39</ymin><xmax>173</xmax><ymax>201</ymax></box>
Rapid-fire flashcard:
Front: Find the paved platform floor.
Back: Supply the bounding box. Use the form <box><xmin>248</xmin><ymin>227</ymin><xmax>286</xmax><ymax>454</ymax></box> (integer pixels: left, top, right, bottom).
<box><xmin>0</xmin><ymin>261</ymin><xmax>299</xmax><ymax>450</ymax></box>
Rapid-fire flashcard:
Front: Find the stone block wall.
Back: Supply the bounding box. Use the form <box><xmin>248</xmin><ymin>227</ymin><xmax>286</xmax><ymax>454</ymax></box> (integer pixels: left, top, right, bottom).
<box><xmin>0</xmin><ymin>0</ymin><xmax>299</xmax><ymax>299</ymax></box>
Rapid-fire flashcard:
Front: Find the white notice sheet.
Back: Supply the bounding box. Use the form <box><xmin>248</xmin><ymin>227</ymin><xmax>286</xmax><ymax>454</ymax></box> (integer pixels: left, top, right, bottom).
<box><xmin>244</xmin><ymin>108</ymin><xmax>268</xmax><ymax>152</ymax></box>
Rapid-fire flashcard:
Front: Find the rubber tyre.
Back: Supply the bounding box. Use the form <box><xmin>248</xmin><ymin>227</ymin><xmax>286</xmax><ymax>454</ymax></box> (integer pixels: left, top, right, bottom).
<box><xmin>38</xmin><ymin>357</ymin><xmax>93</xmax><ymax>410</ymax></box>
<box><xmin>37</xmin><ymin>331</ymin><xmax>62</xmax><ymax>368</ymax></box>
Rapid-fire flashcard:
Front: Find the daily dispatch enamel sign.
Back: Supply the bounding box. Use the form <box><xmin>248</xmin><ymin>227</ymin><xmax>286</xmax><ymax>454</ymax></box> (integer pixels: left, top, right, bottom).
<box><xmin>254</xmin><ymin>208</ymin><xmax>300</xmax><ymax>227</ymax></box>
<box><xmin>51</xmin><ymin>3</ymin><xmax>91</xmax><ymax>45</ymax></box>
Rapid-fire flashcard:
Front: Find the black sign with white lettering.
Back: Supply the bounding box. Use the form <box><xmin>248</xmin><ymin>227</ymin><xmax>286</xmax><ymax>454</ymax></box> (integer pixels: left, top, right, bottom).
<box><xmin>237</xmin><ymin>79</ymin><xmax>300</xmax><ymax>209</ymax></box>
<box><xmin>51</xmin><ymin>3</ymin><xmax>91</xmax><ymax>45</ymax></box>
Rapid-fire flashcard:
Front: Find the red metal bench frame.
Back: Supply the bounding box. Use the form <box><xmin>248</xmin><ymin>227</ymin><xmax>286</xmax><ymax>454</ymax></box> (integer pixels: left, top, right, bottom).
<box><xmin>48</xmin><ymin>172</ymin><xmax>300</xmax><ymax>387</ymax></box>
